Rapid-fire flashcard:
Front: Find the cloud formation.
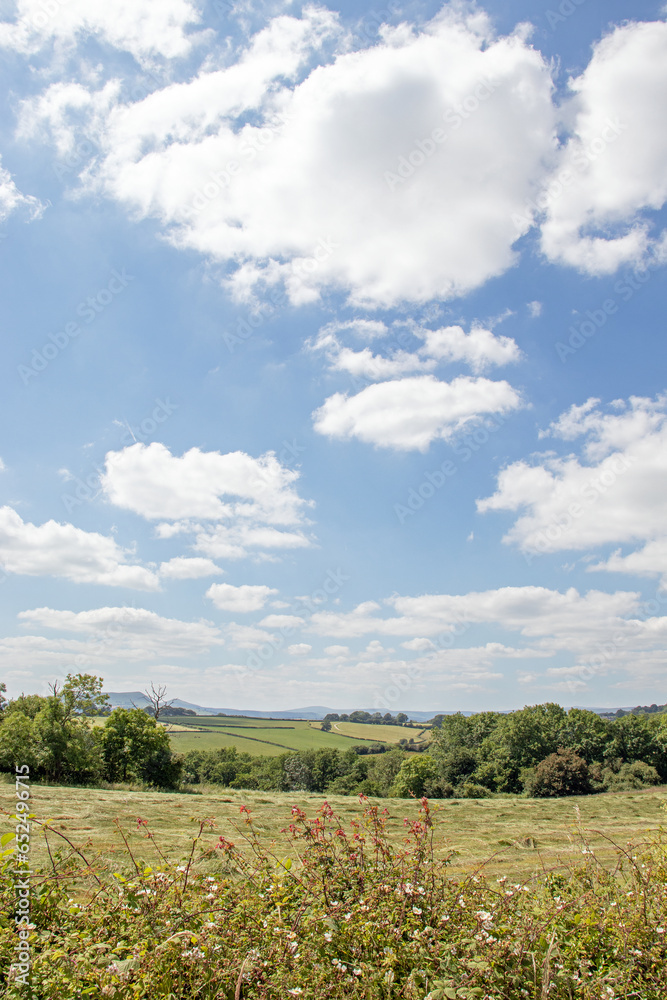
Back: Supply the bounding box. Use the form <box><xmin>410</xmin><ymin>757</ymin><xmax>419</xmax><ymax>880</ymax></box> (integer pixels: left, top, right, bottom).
<box><xmin>0</xmin><ymin>506</ymin><xmax>159</xmax><ymax>590</ymax></box>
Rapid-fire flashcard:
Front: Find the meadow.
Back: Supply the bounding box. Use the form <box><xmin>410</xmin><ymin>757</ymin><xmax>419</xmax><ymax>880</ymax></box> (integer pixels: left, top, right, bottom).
<box><xmin>3</xmin><ymin>778</ymin><xmax>667</xmax><ymax>998</ymax></box>
<box><xmin>156</xmin><ymin>715</ymin><xmax>430</xmax><ymax>756</ymax></box>
<box><xmin>2</xmin><ymin>775</ymin><xmax>665</xmax><ymax>878</ymax></box>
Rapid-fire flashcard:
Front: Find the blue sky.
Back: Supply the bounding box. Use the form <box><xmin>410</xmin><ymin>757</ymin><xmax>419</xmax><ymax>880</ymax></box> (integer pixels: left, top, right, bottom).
<box><xmin>1</xmin><ymin>0</ymin><xmax>666</xmax><ymax>712</ymax></box>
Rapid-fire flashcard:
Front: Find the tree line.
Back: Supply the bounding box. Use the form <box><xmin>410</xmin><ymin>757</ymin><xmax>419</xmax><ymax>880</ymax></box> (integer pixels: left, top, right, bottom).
<box><xmin>0</xmin><ymin>675</ymin><xmax>181</xmax><ymax>788</ymax></box>
<box><xmin>1</xmin><ymin>680</ymin><xmax>665</xmax><ymax>797</ymax></box>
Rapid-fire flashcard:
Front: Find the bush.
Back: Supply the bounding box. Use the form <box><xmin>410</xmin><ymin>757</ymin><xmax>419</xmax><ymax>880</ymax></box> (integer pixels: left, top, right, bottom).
<box><xmin>3</xmin><ymin>799</ymin><xmax>667</xmax><ymax>998</ymax></box>
<box><xmin>527</xmin><ymin>748</ymin><xmax>592</xmax><ymax>797</ymax></box>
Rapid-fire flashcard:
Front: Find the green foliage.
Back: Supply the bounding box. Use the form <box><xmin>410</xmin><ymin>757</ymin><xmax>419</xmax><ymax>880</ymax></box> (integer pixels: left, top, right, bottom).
<box><xmin>2</xmin><ymin>799</ymin><xmax>667</xmax><ymax>998</ymax></box>
<box><xmin>525</xmin><ymin>748</ymin><xmax>592</xmax><ymax>798</ymax></box>
<box><xmin>101</xmin><ymin>709</ymin><xmax>182</xmax><ymax>788</ymax></box>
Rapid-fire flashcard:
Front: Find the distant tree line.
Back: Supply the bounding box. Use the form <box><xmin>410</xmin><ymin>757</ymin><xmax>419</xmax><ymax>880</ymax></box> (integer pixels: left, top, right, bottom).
<box><xmin>1</xmin><ymin>685</ymin><xmax>666</xmax><ymax>798</ymax></box>
<box><xmin>324</xmin><ymin>711</ymin><xmax>418</xmax><ymax>726</ymax></box>
<box><xmin>184</xmin><ymin>703</ymin><xmax>667</xmax><ymax>798</ymax></box>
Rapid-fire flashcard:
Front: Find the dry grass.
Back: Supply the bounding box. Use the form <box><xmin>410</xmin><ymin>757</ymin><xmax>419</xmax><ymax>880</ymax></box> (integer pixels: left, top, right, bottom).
<box><xmin>2</xmin><ymin>776</ymin><xmax>665</xmax><ymax>879</ymax></box>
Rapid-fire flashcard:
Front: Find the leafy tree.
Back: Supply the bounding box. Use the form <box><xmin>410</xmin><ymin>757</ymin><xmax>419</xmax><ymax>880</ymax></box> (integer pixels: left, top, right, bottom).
<box><xmin>58</xmin><ymin>673</ymin><xmax>111</xmax><ymax>718</ymax></box>
<box><xmin>320</xmin><ymin>720</ymin><xmax>332</xmax><ymax>732</ymax></box>
<box><xmin>486</xmin><ymin>703</ymin><xmax>568</xmax><ymax>771</ymax></box>
<box><xmin>526</xmin><ymin>749</ymin><xmax>591</xmax><ymax>798</ymax></box>
<box><xmin>434</xmin><ymin>746</ymin><xmax>478</xmax><ymax>787</ymax></box>
<box><xmin>396</xmin><ymin>713</ymin><xmax>408</xmax><ymax>724</ymax></box>
<box><xmin>558</xmin><ymin>708</ymin><xmax>610</xmax><ymax>763</ymax></box>
<box><xmin>391</xmin><ymin>754</ymin><xmax>441</xmax><ymax>797</ymax></box>
<box><xmin>101</xmin><ymin>708</ymin><xmax>181</xmax><ymax>787</ymax></box>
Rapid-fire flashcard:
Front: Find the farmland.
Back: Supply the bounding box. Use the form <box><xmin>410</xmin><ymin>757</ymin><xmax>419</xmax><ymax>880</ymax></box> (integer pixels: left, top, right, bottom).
<box><xmin>156</xmin><ymin>714</ymin><xmax>430</xmax><ymax>756</ymax></box>
<box><xmin>2</xmin><ymin>776</ymin><xmax>665</xmax><ymax>878</ymax></box>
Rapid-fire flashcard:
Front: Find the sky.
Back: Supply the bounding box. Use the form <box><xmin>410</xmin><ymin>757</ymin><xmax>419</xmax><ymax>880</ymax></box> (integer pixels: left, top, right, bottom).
<box><xmin>1</xmin><ymin>0</ymin><xmax>666</xmax><ymax>714</ymax></box>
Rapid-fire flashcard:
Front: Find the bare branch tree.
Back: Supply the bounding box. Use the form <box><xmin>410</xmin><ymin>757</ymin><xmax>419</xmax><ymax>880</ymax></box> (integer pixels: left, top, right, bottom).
<box><xmin>141</xmin><ymin>683</ymin><xmax>175</xmax><ymax>722</ymax></box>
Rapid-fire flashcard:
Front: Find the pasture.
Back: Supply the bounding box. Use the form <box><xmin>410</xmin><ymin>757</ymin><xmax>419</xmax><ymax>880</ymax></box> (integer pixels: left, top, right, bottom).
<box><xmin>158</xmin><ymin>714</ymin><xmax>426</xmax><ymax>755</ymax></box>
<box><xmin>2</xmin><ymin>776</ymin><xmax>665</xmax><ymax>879</ymax></box>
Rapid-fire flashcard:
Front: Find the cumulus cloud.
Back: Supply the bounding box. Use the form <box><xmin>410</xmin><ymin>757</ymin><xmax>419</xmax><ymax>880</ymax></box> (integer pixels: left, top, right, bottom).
<box><xmin>478</xmin><ymin>395</ymin><xmax>667</xmax><ymax>557</ymax></box>
<box><xmin>417</xmin><ymin>324</ymin><xmax>521</xmax><ymax>372</ymax></box>
<box><xmin>0</xmin><ymin>0</ymin><xmax>202</xmax><ymax>63</ymax></box>
<box><xmin>102</xmin><ymin>442</ymin><xmax>313</xmax><ymax>560</ymax></box>
<box><xmin>22</xmin><ymin>6</ymin><xmax>555</xmax><ymax>308</ymax></box>
<box><xmin>16</xmin><ymin>605</ymin><xmax>223</xmax><ymax>660</ymax></box>
<box><xmin>159</xmin><ymin>556</ymin><xmax>223</xmax><ymax>580</ymax></box>
<box><xmin>312</xmin><ymin>374</ymin><xmax>523</xmax><ymax>450</ymax></box>
<box><xmin>540</xmin><ymin>20</ymin><xmax>667</xmax><ymax>273</ymax></box>
<box><xmin>0</xmin><ymin>155</ymin><xmax>43</xmax><ymax>222</ymax></box>
<box><xmin>288</xmin><ymin>643</ymin><xmax>312</xmax><ymax>656</ymax></box>
<box><xmin>0</xmin><ymin>506</ymin><xmax>159</xmax><ymax>589</ymax></box>
<box><xmin>206</xmin><ymin>582</ymin><xmax>278</xmax><ymax>613</ymax></box>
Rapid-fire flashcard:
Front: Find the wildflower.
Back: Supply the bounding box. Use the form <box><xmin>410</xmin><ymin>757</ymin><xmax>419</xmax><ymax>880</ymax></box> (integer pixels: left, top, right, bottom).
<box><xmin>412</xmin><ymin>907</ymin><xmax>423</xmax><ymax>915</ymax></box>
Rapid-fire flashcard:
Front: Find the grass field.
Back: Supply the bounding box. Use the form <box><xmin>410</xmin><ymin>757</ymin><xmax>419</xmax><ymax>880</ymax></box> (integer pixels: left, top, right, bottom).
<box><xmin>157</xmin><ymin>715</ymin><xmax>426</xmax><ymax>755</ymax></box>
<box><xmin>2</xmin><ymin>777</ymin><xmax>665</xmax><ymax>879</ymax></box>
<box><xmin>327</xmin><ymin>720</ymin><xmax>431</xmax><ymax>746</ymax></box>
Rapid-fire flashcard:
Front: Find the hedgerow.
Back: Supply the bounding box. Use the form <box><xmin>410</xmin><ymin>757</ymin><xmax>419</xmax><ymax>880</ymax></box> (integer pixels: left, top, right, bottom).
<box><xmin>2</xmin><ymin>798</ymin><xmax>667</xmax><ymax>998</ymax></box>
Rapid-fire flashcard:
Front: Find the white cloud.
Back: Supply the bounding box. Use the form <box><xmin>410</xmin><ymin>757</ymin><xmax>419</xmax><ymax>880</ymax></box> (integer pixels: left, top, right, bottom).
<box><xmin>27</xmin><ymin>7</ymin><xmax>555</xmax><ymax>308</ymax></box>
<box><xmin>417</xmin><ymin>325</ymin><xmax>521</xmax><ymax>371</ymax></box>
<box><xmin>103</xmin><ymin>442</ymin><xmax>307</xmax><ymax>523</ymax></box>
<box><xmin>102</xmin><ymin>442</ymin><xmax>313</xmax><ymax>560</ymax></box>
<box><xmin>224</xmin><ymin>622</ymin><xmax>277</xmax><ymax>650</ymax></box>
<box><xmin>402</xmin><ymin>637</ymin><xmax>436</xmax><ymax>651</ymax></box>
<box><xmin>288</xmin><ymin>643</ymin><xmax>312</xmax><ymax>656</ymax></box>
<box><xmin>206</xmin><ymin>582</ymin><xmax>278</xmax><ymax>613</ymax></box>
<box><xmin>0</xmin><ymin>0</ymin><xmax>202</xmax><ymax>62</ymax></box>
<box><xmin>0</xmin><ymin>155</ymin><xmax>42</xmax><ymax>222</ymax></box>
<box><xmin>258</xmin><ymin>614</ymin><xmax>305</xmax><ymax>628</ymax></box>
<box><xmin>313</xmin><ymin>374</ymin><xmax>523</xmax><ymax>451</ymax></box>
<box><xmin>159</xmin><ymin>556</ymin><xmax>223</xmax><ymax>580</ymax></box>
<box><xmin>16</xmin><ymin>605</ymin><xmax>223</xmax><ymax>660</ymax></box>
<box><xmin>478</xmin><ymin>395</ymin><xmax>667</xmax><ymax>557</ymax></box>
<box><xmin>540</xmin><ymin>20</ymin><xmax>667</xmax><ymax>274</ymax></box>
<box><xmin>0</xmin><ymin>506</ymin><xmax>159</xmax><ymax>590</ymax></box>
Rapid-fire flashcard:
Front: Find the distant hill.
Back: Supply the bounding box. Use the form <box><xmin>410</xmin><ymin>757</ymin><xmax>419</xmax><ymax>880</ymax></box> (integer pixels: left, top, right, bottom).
<box><xmin>105</xmin><ymin>693</ymin><xmax>464</xmax><ymax>722</ymax></box>
<box><xmin>105</xmin><ymin>693</ymin><xmax>647</xmax><ymax>722</ymax></box>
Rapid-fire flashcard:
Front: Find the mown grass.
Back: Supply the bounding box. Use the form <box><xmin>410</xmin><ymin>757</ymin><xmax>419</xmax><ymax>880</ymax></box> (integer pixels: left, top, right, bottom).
<box><xmin>1</xmin><ymin>776</ymin><xmax>665</xmax><ymax>879</ymax></box>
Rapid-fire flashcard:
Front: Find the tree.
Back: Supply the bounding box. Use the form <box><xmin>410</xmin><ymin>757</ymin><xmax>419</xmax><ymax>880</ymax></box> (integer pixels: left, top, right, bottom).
<box><xmin>101</xmin><ymin>708</ymin><xmax>181</xmax><ymax>787</ymax></box>
<box><xmin>527</xmin><ymin>749</ymin><xmax>591</xmax><ymax>798</ymax></box>
<box><xmin>60</xmin><ymin>673</ymin><xmax>111</xmax><ymax>718</ymax></box>
<box><xmin>320</xmin><ymin>720</ymin><xmax>332</xmax><ymax>732</ymax></box>
<box><xmin>396</xmin><ymin>713</ymin><xmax>408</xmax><ymax>724</ymax></box>
<box><xmin>390</xmin><ymin>754</ymin><xmax>441</xmax><ymax>797</ymax></box>
<box><xmin>140</xmin><ymin>683</ymin><xmax>175</xmax><ymax>721</ymax></box>
<box><xmin>558</xmin><ymin>708</ymin><xmax>610</xmax><ymax>763</ymax></box>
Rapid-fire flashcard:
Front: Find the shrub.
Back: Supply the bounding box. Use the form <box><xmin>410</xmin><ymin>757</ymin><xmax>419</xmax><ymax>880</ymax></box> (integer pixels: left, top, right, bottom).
<box><xmin>2</xmin><ymin>799</ymin><xmax>667</xmax><ymax>998</ymax></box>
<box><xmin>527</xmin><ymin>748</ymin><xmax>592</xmax><ymax>797</ymax></box>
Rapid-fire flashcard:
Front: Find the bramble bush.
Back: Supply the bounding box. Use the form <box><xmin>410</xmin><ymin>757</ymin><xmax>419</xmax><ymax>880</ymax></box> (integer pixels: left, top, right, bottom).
<box><xmin>2</xmin><ymin>798</ymin><xmax>667</xmax><ymax>998</ymax></box>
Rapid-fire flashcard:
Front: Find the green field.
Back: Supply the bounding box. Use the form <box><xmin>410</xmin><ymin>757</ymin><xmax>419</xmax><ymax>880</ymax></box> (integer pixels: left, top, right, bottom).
<box><xmin>159</xmin><ymin>714</ymin><xmax>424</xmax><ymax>755</ymax></box>
<box><xmin>328</xmin><ymin>720</ymin><xmax>431</xmax><ymax>746</ymax></box>
<box><xmin>2</xmin><ymin>777</ymin><xmax>665</xmax><ymax>879</ymax></box>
